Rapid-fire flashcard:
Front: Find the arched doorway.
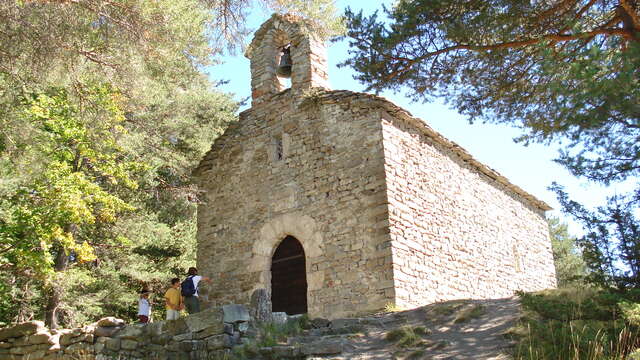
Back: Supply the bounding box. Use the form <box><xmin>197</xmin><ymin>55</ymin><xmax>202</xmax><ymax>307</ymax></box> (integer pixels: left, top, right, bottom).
<box><xmin>271</xmin><ymin>235</ymin><xmax>308</xmax><ymax>314</ymax></box>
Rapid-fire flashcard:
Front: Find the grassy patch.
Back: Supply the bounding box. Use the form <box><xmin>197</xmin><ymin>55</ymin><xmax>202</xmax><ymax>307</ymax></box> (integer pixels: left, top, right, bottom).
<box><xmin>453</xmin><ymin>304</ymin><xmax>486</xmax><ymax>323</ymax></box>
<box><xmin>385</xmin><ymin>302</ymin><xmax>406</xmax><ymax>312</ymax></box>
<box><xmin>413</xmin><ymin>326</ymin><xmax>429</xmax><ymax>335</ymax></box>
<box><xmin>430</xmin><ymin>300</ymin><xmax>467</xmax><ymax>316</ymax></box>
<box><xmin>230</xmin><ymin>316</ymin><xmax>308</xmax><ymax>359</ymax></box>
<box><xmin>385</xmin><ymin>326</ymin><xmax>431</xmax><ymax>348</ymax></box>
<box><xmin>512</xmin><ymin>288</ymin><xmax>640</xmax><ymax>360</ymax></box>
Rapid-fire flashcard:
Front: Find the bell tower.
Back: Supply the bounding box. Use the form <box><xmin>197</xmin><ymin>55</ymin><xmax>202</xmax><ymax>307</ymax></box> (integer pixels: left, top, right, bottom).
<box><xmin>244</xmin><ymin>14</ymin><xmax>330</xmax><ymax>104</ymax></box>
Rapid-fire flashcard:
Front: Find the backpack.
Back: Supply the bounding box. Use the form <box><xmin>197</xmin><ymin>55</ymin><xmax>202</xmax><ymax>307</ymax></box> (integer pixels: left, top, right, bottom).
<box><xmin>181</xmin><ymin>276</ymin><xmax>197</xmax><ymax>297</ymax></box>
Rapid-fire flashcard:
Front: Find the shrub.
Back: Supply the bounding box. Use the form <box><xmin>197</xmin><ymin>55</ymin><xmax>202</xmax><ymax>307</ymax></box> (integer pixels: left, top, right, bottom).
<box><xmin>513</xmin><ymin>288</ymin><xmax>640</xmax><ymax>360</ymax></box>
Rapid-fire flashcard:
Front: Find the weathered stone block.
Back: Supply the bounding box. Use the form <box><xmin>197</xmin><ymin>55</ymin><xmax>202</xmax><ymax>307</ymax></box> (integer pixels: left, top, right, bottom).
<box><xmin>115</xmin><ymin>325</ymin><xmax>143</xmax><ymax>340</ymax></box>
<box><xmin>145</xmin><ymin>321</ymin><xmax>164</xmax><ymax>337</ymax></box>
<box><xmin>94</xmin><ymin>326</ymin><xmax>121</xmax><ymax>337</ymax></box>
<box><xmin>0</xmin><ymin>354</ymin><xmax>22</xmax><ymax>360</ymax></box>
<box><xmin>222</xmin><ymin>323</ymin><xmax>233</xmax><ymax>335</ymax></box>
<box><xmin>95</xmin><ymin>317</ymin><xmax>125</xmax><ymax>328</ymax></box>
<box><xmin>165</xmin><ymin>341</ymin><xmax>180</xmax><ymax>352</ymax></box>
<box><xmin>120</xmin><ymin>339</ymin><xmax>138</xmax><ymax>350</ymax></box>
<box><xmin>172</xmin><ymin>332</ymin><xmax>192</xmax><ymax>342</ymax></box>
<box><xmin>250</xmin><ymin>288</ymin><xmax>272</xmax><ymax>323</ymax></box>
<box><xmin>151</xmin><ymin>334</ymin><xmax>172</xmax><ymax>345</ymax></box>
<box><xmin>193</xmin><ymin>324</ymin><xmax>224</xmax><ymax>340</ymax></box>
<box><xmin>164</xmin><ymin>318</ymin><xmax>188</xmax><ymax>336</ymax></box>
<box><xmin>222</xmin><ymin>304</ymin><xmax>250</xmax><ymax>324</ymax></box>
<box><xmin>205</xmin><ymin>334</ymin><xmax>232</xmax><ymax>350</ymax></box>
<box><xmin>27</xmin><ymin>332</ymin><xmax>52</xmax><ymax>345</ymax></box>
<box><xmin>60</xmin><ymin>332</ymin><xmax>93</xmax><ymax>346</ymax></box>
<box><xmin>330</xmin><ymin>318</ymin><xmax>360</xmax><ymax>329</ymax></box>
<box><xmin>178</xmin><ymin>341</ymin><xmax>194</xmax><ymax>351</ymax></box>
<box><xmin>300</xmin><ymin>338</ymin><xmax>344</xmax><ymax>355</ymax></box>
<box><xmin>272</xmin><ymin>345</ymin><xmax>300</xmax><ymax>358</ymax></box>
<box><xmin>272</xmin><ymin>312</ymin><xmax>288</xmax><ymax>325</ymax></box>
<box><xmin>184</xmin><ymin>307</ymin><xmax>223</xmax><ymax>333</ymax></box>
<box><xmin>105</xmin><ymin>337</ymin><xmax>121</xmax><ymax>351</ymax></box>
<box><xmin>0</xmin><ymin>321</ymin><xmax>45</xmax><ymax>341</ymax></box>
<box><xmin>63</xmin><ymin>341</ymin><xmax>92</xmax><ymax>354</ymax></box>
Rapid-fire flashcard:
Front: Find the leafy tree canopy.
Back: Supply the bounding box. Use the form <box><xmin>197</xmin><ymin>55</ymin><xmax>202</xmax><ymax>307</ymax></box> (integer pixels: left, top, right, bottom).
<box><xmin>0</xmin><ymin>0</ymin><xmax>343</xmax><ymax>327</ymax></box>
<box><xmin>548</xmin><ymin>217</ymin><xmax>586</xmax><ymax>287</ymax></box>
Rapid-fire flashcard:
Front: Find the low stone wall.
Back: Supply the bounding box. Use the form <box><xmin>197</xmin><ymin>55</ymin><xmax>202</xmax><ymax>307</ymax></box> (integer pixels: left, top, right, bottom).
<box><xmin>0</xmin><ymin>305</ymin><xmax>251</xmax><ymax>360</ymax></box>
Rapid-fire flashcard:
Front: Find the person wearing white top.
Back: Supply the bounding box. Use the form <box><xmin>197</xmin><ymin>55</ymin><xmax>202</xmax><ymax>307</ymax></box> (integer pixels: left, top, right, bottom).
<box><xmin>137</xmin><ymin>289</ymin><xmax>151</xmax><ymax>323</ymax></box>
<box><xmin>183</xmin><ymin>267</ymin><xmax>211</xmax><ymax>314</ymax></box>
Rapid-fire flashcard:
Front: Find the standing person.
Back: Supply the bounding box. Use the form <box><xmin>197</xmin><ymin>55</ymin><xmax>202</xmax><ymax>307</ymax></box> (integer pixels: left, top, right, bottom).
<box><xmin>181</xmin><ymin>267</ymin><xmax>211</xmax><ymax>314</ymax></box>
<box><xmin>137</xmin><ymin>289</ymin><xmax>151</xmax><ymax>323</ymax></box>
<box><xmin>164</xmin><ymin>278</ymin><xmax>183</xmax><ymax>320</ymax></box>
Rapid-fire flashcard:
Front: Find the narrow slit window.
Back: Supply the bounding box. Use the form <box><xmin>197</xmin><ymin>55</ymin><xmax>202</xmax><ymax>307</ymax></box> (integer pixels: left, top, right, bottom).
<box><xmin>276</xmin><ymin>137</ymin><xmax>283</xmax><ymax>161</ymax></box>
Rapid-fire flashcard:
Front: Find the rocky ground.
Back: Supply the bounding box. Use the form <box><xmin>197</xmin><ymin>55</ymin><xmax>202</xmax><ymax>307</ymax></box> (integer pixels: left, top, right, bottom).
<box><xmin>261</xmin><ymin>297</ymin><xmax>520</xmax><ymax>360</ymax></box>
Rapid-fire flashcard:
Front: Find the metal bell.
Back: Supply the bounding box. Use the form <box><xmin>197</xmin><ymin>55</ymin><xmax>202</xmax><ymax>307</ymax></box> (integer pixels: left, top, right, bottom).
<box><xmin>277</xmin><ymin>46</ymin><xmax>292</xmax><ymax>78</ymax></box>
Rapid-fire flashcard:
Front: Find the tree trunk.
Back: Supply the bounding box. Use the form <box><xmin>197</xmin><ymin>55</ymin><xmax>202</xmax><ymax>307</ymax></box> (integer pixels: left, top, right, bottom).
<box><xmin>44</xmin><ymin>242</ymin><xmax>70</xmax><ymax>329</ymax></box>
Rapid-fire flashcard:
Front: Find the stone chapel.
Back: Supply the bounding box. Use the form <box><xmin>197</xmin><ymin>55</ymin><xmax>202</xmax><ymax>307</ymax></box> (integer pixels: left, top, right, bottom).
<box><xmin>193</xmin><ymin>14</ymin><xmax>557</xmax><ymax>319</ymax></box>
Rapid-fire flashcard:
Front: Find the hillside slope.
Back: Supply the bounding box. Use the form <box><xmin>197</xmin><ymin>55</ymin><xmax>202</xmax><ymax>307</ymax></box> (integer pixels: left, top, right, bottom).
<box><xmin>255</xmin><ymin>297</ymin><xmax>520</xmax><ymax>360</ymax></box>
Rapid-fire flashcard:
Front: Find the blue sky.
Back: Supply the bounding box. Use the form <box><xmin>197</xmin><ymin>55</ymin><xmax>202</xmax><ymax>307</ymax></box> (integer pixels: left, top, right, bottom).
<box><xmin>206</xmin><ymin>0</ymin><xmax>625</xmax><ymax>235</ymax></box>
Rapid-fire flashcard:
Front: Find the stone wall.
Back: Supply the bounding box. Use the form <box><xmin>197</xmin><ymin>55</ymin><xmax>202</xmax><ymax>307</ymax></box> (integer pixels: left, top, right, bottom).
<box><xmin>0</xmin><ymin>305</ymin><xmax>247</xmax><ymax>360</ymax></box>
<box><xmin>380</xmin><ymin>111</ymin><xmax>557</xmax><ymax>308</ymax></box>
<box><xmin>195</xmin><ymin>92</ymin><xmax>396</xmax><ymax>319</ymax></box>
<box><xmin>0</xmin><ymin>303</ymin><xmax>353</xmax><ymax>360</ymax></box>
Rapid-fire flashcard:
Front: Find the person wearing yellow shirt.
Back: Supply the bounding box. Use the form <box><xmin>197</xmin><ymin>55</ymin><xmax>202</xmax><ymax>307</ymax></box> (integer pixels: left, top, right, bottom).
<box><xmin>164</xmin><ymin>278</ymin><xmax>183</xmax><ymax>320</ymax></box>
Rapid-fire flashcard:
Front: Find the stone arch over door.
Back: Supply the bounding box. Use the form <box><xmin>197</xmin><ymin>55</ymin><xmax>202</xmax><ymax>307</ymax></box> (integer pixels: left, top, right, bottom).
<box><xmin>249</xmin><ymin>212</ymin><xmax>324</xmax><ymax>315</ymax></box>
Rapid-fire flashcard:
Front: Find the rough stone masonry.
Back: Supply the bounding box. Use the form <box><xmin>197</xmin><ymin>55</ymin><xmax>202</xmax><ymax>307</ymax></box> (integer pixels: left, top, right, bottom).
<box><xmin>194</xmin><ymin>13</ymin><xmax>557</xmax><ymax>319</ymax></box>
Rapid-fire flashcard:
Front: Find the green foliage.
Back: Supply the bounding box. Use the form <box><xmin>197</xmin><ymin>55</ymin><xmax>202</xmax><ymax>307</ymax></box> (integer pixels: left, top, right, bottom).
<box><xmin>548</xmin><ymin>217</ymin><xmax>586</xmax><ymax>287</ymax></box>
<box><xmin>385</xmin><ymin>326</ymin><xmax>431</xmax><ymax>348</ymax></box>
<box><xmin>342</xmin><ymin>1</ymin><xmax>639</xmax><ymax>152</ymax></box>
<box><xmin>270</xmin><ymin>0</ymin><xmax>345</xmax><ymax>39</ymax></box>
<box><xmin>552</xmin><ymin>186</ymin><xmax>640</xmax><ymax>289</ymax></box>
<box><xmin>0</xmin><ymin>59</ymin><xmax>236</xmax><ymax>329</ymax></box>
<box><xmin>0</xmin><ymin>0</ymin><xmax>340</xmax><ymax>328</ymax></box>
<box><xmin>453</xmin><ymin>304</ymin><xmax>486</xmax><ymax>324</ymax></box>
<box><xmin>1</xmin><ymin>85</ymin><xmax>137</xmax><ymax>276</ymax></box>
<box><xmin>232</xmin><ymin>317</ymin><xmax>307</xmax><ymax>359</ymax></box>
<box><xmin>384</xmin><ymin>302</ymin><xmax>406</xmax><ymax>312</ymax></box>
<box><xmin>430</xmin><ymin>300</ymin><xmax>467</xmax><ymax>316</ymax></box>
<box><xmin>619</xmin><ymin>301</ymin><xmax>640</xmax><ymax>327</ymax></box>
<box><xmin>514</xmin><ymin>288</ymin><xmax>640</xmax><ymax>359</ymax></box>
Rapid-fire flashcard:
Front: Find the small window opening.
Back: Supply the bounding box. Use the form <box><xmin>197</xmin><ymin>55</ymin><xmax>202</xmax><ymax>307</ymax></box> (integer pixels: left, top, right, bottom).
<box><xmin>271</xmin><ymin>135</ymin><xmax>284</xmax><ymax>163</ymax></box>
<box><xmin>513</xmin><ymin>244</ymin><xmax>522</xmax><ymax>273</ymax></box>
<box><xmin>276</xmin><ymin>137</ymin><xmax>283</xmax><ymax>161</ymax></box>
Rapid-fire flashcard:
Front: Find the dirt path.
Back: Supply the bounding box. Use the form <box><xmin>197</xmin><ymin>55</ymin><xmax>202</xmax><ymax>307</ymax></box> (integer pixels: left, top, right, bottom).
<box><xmin>304</xmin><ymin>297</ymin><xmax>520</xmax><ymax>360</ymax></box>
